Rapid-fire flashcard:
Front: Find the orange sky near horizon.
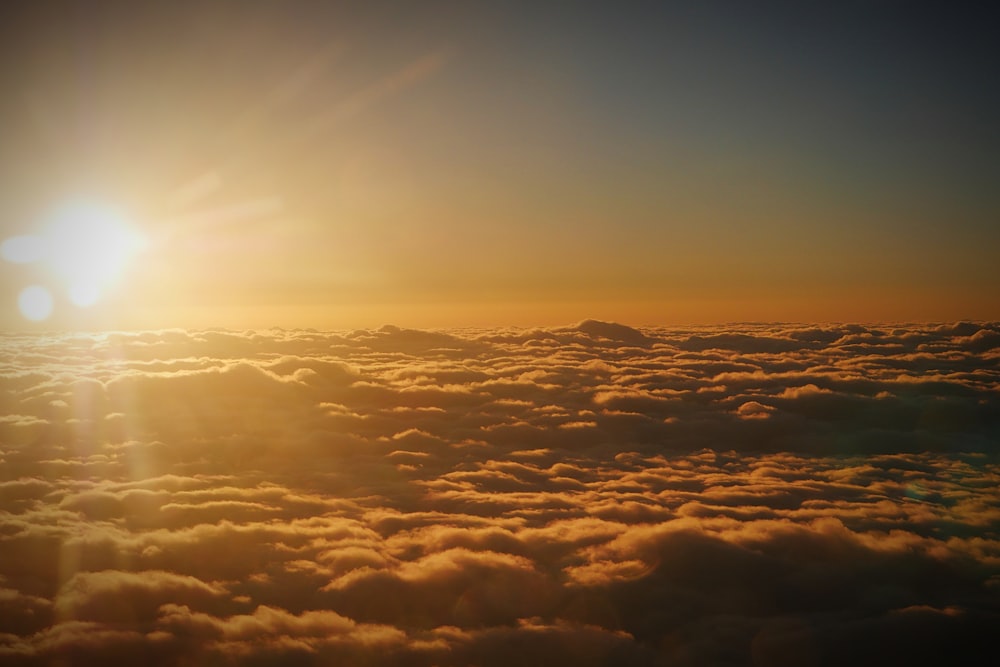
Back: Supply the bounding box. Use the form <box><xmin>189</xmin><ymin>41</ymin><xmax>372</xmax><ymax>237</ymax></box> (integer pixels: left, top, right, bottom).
<box><xmin>1</xmin><ymin>3</ymin><xmax>998</xmax><ymax>331</ymax></box>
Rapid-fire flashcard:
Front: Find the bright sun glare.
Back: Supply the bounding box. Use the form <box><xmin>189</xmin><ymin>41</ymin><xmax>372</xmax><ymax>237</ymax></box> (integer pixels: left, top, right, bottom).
<box><xmin>2</xmin><ymin>202</ymin><xmax>146</xmax><ymax>320</ymax></box>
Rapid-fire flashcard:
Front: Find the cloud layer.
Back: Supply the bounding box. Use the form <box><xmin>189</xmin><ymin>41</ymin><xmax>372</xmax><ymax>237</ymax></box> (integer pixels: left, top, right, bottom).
<box><xmin>1</xmin><ymin>321</ymin><xmax>998</xmax><ymax>665</ymax></box>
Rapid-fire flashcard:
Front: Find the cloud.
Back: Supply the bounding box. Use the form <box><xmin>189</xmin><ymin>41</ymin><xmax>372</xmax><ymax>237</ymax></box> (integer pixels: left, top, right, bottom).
<box><xmin>54</xmin><ymin>570</ymin><xmax>227</xmax><ymax>623</ymax></box>
<box><xmin>1</xmin><ymin>321</ymin><xmax>998</xmax><ymax>664</ymax></box>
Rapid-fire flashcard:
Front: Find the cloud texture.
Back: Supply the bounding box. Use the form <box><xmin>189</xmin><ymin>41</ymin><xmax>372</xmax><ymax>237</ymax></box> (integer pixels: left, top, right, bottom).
<box><xmin>1</xmin><ymin>321</ymin><xmax>998</xmax><ymax>665</ymax></box>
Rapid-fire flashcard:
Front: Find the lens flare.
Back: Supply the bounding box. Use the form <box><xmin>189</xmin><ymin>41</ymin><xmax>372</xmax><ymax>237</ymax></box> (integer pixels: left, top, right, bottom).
<box><xmin>43</xmin><ymin>202</ymin><xmax>146</xmax><ymax>306</ymax></box>
<box><xmin>18</xmin><ymin>285</ymin><xmax>54</xmax><ymax>321</ymax></box>
<box><xmin>2</xmin><ymin>201</ymin><xmax>147</xmax><ymax>320</ymax></box>
<box><xmin>1</xmin><ymin>235</ymin><xmax>45</xmax><ymax>264</ymax></box>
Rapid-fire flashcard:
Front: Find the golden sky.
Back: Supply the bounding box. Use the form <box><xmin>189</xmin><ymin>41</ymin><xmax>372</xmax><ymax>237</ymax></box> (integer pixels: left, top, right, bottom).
<box><xmin>3</xmin><ymin>7</ymin><xmax>999</xmax><ymax>665</ymax></box>
<box><xmin>1</xmin><ymin>2</ymin><xmax>998</xmax><ymax>330</ymax></box>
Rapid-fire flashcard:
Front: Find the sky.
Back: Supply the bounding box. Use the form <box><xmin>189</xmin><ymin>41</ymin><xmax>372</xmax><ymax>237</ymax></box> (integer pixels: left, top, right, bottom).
<box><xmin>0</xmin><ymin>1</ymin><xmax>997</xmax><ymax>330</ymax></box>
<box><xmin>1</xmin><ymin>322</ymin><xmax>998</xmax><ymax>665</ymax></box>
<box><xmin>1</xmin><ymin>5</ymin><xmax>998</xmax><ymax>662</ymax></box>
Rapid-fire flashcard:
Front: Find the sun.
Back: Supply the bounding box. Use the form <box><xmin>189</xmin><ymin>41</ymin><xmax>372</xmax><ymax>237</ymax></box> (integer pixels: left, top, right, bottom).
<box><xmin>2</xmin><ymin>201</ymin><xmax>146</xmax><ymax>319</ymax></box>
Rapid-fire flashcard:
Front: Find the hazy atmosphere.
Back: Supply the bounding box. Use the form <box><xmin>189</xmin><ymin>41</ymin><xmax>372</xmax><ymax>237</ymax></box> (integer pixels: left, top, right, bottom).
<box><xmin>1</xmin><ymin>1</ymin><xmax>998</xmax><ymax>328</ymax></box>
<box><xmin>1</xmin><ymin>2</ymin><xmax>998</xmax><ymax>666</ymax></box>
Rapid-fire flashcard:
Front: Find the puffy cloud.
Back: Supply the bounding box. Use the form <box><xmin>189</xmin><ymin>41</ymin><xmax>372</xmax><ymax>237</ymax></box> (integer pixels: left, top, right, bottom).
<box><xmin>0</xmin><ymin>321</ymin><xmax>998</xmax><ymax>664</ymax></box>
<box><xmin>54</xmin><ymin>570</ymin><xmax>227</xmax><ymax>623</ymax></box>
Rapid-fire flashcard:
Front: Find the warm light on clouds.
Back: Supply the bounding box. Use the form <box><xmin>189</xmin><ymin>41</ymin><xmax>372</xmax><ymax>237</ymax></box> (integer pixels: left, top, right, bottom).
<box><xmin>0</xmin><ymin>322</ymin><xmax>997</xmax><ymax>664</ymax></box>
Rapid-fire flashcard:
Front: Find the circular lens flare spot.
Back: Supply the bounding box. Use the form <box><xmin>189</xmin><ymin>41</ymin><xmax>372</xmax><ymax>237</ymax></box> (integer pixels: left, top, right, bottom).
<box><xmin>18</xmin><ymin>285</ymin><xmax>54</xmax><ymax>321</ymax></box>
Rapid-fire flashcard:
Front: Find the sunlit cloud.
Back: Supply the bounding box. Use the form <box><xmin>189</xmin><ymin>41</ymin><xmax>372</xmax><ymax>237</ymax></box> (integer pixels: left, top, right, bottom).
<box><xmin>1</xmin><ymin>322</ymin><xmax>997</xmax><ymax>665</ymax></box>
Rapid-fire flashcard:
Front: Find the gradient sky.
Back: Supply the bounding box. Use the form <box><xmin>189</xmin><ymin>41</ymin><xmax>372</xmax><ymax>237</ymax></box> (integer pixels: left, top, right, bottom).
<box><xmin>1</xmin><ymin>1</ymin><xmax>998</xmax><ymax>330</ymax></box>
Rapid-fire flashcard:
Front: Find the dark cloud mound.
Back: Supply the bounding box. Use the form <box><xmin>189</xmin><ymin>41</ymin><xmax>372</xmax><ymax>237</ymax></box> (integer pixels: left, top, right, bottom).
<box><xmin>1</xmin><ymin>322</ymin><xmax>998</xmax><ymax>665</ymax></box>
<box><xmin>568</xmin><ymin>319</ymin><xmax>651</xmax><ymax>345</ymax></box>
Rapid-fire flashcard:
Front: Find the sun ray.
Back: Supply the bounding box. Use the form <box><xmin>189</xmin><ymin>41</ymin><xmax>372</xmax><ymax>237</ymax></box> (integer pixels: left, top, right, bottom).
<box><xmin>2</xmin><ymin>201</ymin><xmax>147</xmax><ymax>320</ymax></box>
